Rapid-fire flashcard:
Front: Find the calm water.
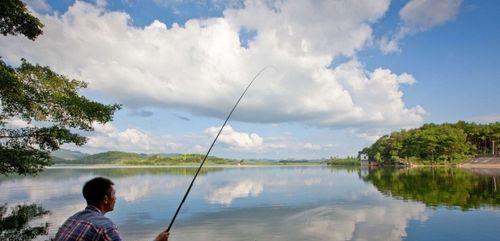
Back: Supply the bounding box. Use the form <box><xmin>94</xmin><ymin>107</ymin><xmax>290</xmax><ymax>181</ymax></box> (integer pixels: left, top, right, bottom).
<box><xmin>1</xmin><ymin>166</ymin><xmax>499</xmax><ymax>241</ymax></box>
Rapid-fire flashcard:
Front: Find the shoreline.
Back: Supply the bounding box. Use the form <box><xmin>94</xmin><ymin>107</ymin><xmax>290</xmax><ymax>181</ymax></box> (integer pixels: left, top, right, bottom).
<box><xmin>48</xmin><ymin>164</ymin><xmax>326</xmax><ymax>169</ymax></box>
<box><xmin>48</xmin><ymin>162</ymin><xmax>500</xmax><ymax>169</ymax></box>
<box><xmin>363</xmin><ymin>164</ymin><xmax>500</xmax><ymax>169</ymax></box>
<box><xmin>460</xmin><ymin>164</ymin><xmax>500</xmax><ymax>169</ymax></box>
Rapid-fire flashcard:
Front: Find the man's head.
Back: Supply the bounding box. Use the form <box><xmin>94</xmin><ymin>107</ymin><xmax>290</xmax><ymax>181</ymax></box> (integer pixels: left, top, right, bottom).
<box><xmin>82</xmin><ymin>177</ymin><xmax>116</xmax><ymax>213</ymax></box>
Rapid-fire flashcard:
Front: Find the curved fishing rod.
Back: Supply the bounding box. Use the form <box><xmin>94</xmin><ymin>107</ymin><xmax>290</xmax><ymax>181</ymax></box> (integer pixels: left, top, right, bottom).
<box><xmin>166</xmin><ymin>66</ymin><xmax>273</xmax><ymax>232</ymax></box>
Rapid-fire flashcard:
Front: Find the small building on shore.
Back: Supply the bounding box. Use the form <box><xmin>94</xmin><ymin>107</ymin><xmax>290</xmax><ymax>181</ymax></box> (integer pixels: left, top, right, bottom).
<box><xmin>359</xmin><ymin>153</ymin><xmax>371</xmax><ymax>166</ymax></box>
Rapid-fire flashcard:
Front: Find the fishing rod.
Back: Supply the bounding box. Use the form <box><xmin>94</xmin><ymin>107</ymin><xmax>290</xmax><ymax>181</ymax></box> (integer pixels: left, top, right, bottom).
<box><xmin>166</xmin><ymin>66</ymin><xmax>273</xmax><ymax>232</ymax></box>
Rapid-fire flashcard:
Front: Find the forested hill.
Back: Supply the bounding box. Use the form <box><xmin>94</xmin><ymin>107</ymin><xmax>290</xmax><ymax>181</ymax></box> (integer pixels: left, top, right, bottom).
<box><xmin>51</xmin><ymin>149</ymin><xmax>89</xmax><ymax>160</ymax></box>
<box><xmin>52</xmin><ymin>151</ymin><xmax>240</xmax><ymax>165</ymax></box>
<box><xmin>360</xmin><ymin>121</ymin><xmax>500</xmax><ymax>165</ymax></box>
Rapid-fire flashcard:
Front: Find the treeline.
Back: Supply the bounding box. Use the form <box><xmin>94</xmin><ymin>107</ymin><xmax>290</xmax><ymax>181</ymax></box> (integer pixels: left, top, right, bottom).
<box><xmin>325</xmin><ymin>156</ymin><xmax>359</xmax><ymax>166</ymax></box>
<box><xmin>54</xmin><ymin>151</ymin><xmax>239</xmax><ymax>165</ymax></box>
<box><xmin>361</xmin><ymin>121</ymin><xmax>500</xmax><ymax>165</ymax></box>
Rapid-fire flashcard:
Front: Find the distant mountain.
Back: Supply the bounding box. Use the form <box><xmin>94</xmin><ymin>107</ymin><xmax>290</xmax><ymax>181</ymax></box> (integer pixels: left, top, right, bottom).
<box><xmin>51</xmin><ymin>149</ymin><xmax>89</xmax><ymax>160</ymax></box>
<box><xmin>50</xmin><ymin>151</ymin><xmax>324</xmax><ymax>166</ymax></box>
<box><xmin>70</xmin><ymin>151</ymin><xmax>145</xmax><ymax>164</ymax></box>
<box><xmin>52</xmin><ymin>151</ymin><xmax>238</xmax><ymax>165</ymax></box>
<box><xmin>156</xmin><ymin>153</ymin><xmax>182</xmax><ymax>157</ymax></box>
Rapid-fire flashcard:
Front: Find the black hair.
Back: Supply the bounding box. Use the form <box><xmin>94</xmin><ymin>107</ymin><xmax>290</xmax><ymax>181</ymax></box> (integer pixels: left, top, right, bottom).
<box><xmin>82</xmin><ymin>177</ymin><xmax>114</xmax><ymax>206</ymax></box>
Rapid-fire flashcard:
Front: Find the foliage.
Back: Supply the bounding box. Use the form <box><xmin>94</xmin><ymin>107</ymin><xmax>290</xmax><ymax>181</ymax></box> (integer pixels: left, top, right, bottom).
<box><xmin>325</xmin><ymin>156</ymin><xmax>359</xmax><ymax>166</ymax></box>
<box><xmin>0</xmin><ymin>0</ymin><xmax>43</xmax><ymax>40</ymax></box>
<box><xmin>0</xmin><ymin>59</ymin><xmax>120</xmax><ymax>175</ymax></box>
<box><xmin>360</xmin><ymin>122</ymin><xmax>500</xmax><ymax>165</ymax></box>
<box><xmin>54</xmin><ymin>151</ymin><xmax>239</xmax><ymax>165</ymax></box>
<box><xmin>52</xmin><ymin>151</ymin><xmax>327</xmax><ymax>166</ymax></box>
<box><xmin>0</xmin><ymin>203</ymin><xmax>50</xmax><ymax>241</ymax></box>
<box><xmin>0</xmin><ymin>2</ymin><xmax>117</xmax><ymax>241</ymax></box>
<box><xmin>362</xmin><ymin>168</ymin><xmax>500</xmax><ymax>210</ymax></box>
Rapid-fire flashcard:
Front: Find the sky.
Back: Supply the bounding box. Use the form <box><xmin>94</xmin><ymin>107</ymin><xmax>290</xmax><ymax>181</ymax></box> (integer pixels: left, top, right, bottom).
<box><xmin>1</xmin><ymin>0</ymin><xmax>498</xmax><ymax>159</ymax></box>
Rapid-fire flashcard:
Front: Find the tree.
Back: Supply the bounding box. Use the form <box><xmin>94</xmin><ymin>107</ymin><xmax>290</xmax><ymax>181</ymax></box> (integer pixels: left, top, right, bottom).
<box><xmin>0</xmin><ymin>204</ymin><xmax>50</xmax><ymax>241</ymax></box>
<box><xmin>0</xmin><ymin>59</ymin><xmax>120</xmax><ymax>175</ymax></box>
<box><xmin>0</xmin><ymin>1</ymin><xmax>118</xmax><ymax>240</ymax></box>
<box><xmin>360</xmin><ymin>121</ymin><xmax>497</xmax><ymax>165</ymax></box>
<box><xmin>0</xmin><ymin>0</ymin><xmax>43</xmax><ymax>40</ymax></box>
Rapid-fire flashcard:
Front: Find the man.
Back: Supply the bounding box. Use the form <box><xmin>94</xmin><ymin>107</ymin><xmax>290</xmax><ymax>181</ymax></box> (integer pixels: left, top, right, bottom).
<box><xmin>55</xmin><ymin>177</ymin><xmax>169</xmax><ymax>241</ymax></box>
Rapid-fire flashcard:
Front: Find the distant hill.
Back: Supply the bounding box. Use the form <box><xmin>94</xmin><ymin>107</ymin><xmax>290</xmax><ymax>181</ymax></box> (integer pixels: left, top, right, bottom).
<box><xmin>51</xmin><ymin>151</ymin><xmax>325</xmax><ymax>166</ymax></box>
<box><xmin>61</xmin><ymin>151</ymin><xmax>145</xmax><ymax>164</ymax></box>
<box><xmin>51</xmin><ymin>149</ymin><xmax>89</xmax><ymax>160</ymax></box>
<box><xmin>52</xmin><ymin>151</ymin><xmax>238</xmax><ymax>165</ymax></box>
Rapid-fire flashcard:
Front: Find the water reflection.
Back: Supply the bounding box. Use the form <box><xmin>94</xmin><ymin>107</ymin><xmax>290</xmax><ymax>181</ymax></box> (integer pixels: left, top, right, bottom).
<box><xmin>0</xmin><ymin>167</ymin><xmax>224</xmax><ymax>236</ymax></box>
<box><xmin>361</xmin><ymin>167</ymin><xmax>500</xmax><ymax>209</ymax></box>
<box><xmin>0</xmin><ymin>166</ymin><xmax>499</xmax><ymax>241</ymax></box>
<box><xmin>172</xmin><ymin>201</ymin><xmax>428</xmax><ymax>241</ymax></box>
<box><xmin>207</xmin><ymin>180</ymin><xmax>263</xmax><ymax>205</ymax></box>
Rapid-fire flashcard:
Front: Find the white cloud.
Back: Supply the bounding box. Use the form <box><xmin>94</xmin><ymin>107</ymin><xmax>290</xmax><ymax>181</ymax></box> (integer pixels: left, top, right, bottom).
<box><xmin>303</xmin><ymin>142</ymin><xmax>321</xmax><ymax>150</ymax></box>
<box><xmin>381</xmin><ymin>0</ymin><xmax>462</xmax><ymax>54</ymax></box>
<box><xmin>205</xmin><ymin>125</ymin><xmax>263</xmax><ymax>150</ymax></box>
<box><xmin>302</xmin><ymin>142</ymin><xmax>336</xmax><ymax>150</ymax></box>
<box><xmin>0</xmin><ymin>0</ymin><xmax>425</xmax><ymax>131</ymax></box>
<box><xmin>3</xmin><ymin>117</ymin><xmax>33</xmax><ymax>128</ymax></box>
<box><xmin>355</xmin><ymin>131</ymin><xmax>383</xmax><ymax>143</ymax></box>
<box><xmin>192</xmin><ymin>144</ymin><xmax>206</xmax><ymax>153</ymax></box>
<box><xmin>400</xmin><ymin>0</ymin><xmax>462</xmax><ymax>32</ymax></box>
<box><xmin>82</xmin><ymin>122</ymin><xmax>180</xmax><ymax>153</ymax></box>
<box><xmin>95</xmin><ymin>0</ymin><xmax>107</xmax><ymax>7</ymax></box>
<box><xmin>24</xmin><ymin>0</ymin><xmax>52</xmax><ymax>13</ymax></box>
<box><xmin>207</xmin><ymin>179</ymin><xmax>263</xmax><ymax>205</ymax></box>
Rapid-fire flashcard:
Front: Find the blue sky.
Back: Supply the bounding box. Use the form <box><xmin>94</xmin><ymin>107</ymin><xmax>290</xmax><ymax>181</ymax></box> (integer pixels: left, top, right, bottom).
<box><xmin>1</xmin><ymin>0</ymin><xmax>498</xmax><ymax>159</ymax></box>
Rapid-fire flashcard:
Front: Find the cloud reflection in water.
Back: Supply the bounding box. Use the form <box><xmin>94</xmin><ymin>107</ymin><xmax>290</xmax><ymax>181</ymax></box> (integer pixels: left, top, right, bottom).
<box><xmin>207</xmin><ymin>180</ymin><xmax>264</xmax><ymax>205</ymax></box>
<box><xmin>0</xmin><ymin>167</ymin><xmax>431</xmax><ymax>241</ymax></box>
<box><xmin>171</xmin><ymin>200</ymin><xmax>427</xmax><ymax>241</ymax></box>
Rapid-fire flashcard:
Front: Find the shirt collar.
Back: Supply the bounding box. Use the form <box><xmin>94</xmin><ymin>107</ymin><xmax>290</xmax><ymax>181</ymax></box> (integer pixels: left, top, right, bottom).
<box><xmin>85</xmin><ymin>205</ymin><xmax>103</xmax><ymax>214</ymax></box>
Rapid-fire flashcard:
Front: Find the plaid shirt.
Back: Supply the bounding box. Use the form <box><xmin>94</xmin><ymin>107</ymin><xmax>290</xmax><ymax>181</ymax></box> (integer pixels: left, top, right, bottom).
<box><xmin>54</xmin><ymin>205</ymin><xmax>122</xmax><ymax>241</ymax></box>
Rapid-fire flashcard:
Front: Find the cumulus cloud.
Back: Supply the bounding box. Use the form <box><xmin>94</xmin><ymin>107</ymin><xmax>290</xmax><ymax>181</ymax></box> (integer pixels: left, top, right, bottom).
<box><xmin>82</xmin><ymin>122</ymin><xmax>180</xmax><ymax>153</ymax></box>
<box><xmin>381</xmin><ymin>0</ymin><xmax>462</xmax><ymax>53</ymax></box>
<box><xmin>0</xmin><ymin>0</ymin><xmax>425</xmax><ymax>130</ymax></box>
<box><xmin>205</xmin><ymin>125</ymin><xmax>263</xmax><ymax>150</ymax></box>
<box><xmin>400</xmin><ymin>0</ymin><xmax>462</xmax><ymax>32</ymax></box>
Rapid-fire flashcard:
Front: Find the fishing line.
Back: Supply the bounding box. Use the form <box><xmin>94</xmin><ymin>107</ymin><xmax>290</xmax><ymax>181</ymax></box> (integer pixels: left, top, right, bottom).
<box><xmin>166</xmin><ymin>66</ymin><xmax>274</xmax><ymax>232</ymax></box>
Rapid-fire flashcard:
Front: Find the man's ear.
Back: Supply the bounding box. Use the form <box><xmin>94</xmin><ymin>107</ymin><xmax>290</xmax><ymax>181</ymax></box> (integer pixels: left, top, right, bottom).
<box><xmin>103</xmin><ymin>195</ymin><xmax>109</xmax><ymax>204</ymax></box>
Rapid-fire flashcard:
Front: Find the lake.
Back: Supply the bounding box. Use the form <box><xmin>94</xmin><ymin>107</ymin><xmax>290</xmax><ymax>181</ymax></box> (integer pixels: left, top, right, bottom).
<box><xmin>1</xmin><ymin>166</ymin><xmax>499</xmax><ymax>241</ymax></box>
